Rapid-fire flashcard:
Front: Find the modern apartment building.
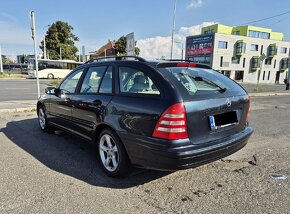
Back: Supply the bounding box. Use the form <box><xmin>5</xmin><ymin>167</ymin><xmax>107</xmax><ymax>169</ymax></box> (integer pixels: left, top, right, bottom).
<box><xmin>185</xmin><ymin>24</ymin><xmax>290</xmax><ymax>83</ymax></box>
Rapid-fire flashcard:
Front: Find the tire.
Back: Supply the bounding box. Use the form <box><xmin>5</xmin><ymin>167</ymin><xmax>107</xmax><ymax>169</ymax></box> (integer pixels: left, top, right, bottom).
<box><xmin>97</xmin><ymin>129</ymin><xmax>131</xmax><ymax>177</ymax></box>
<box><xmin>47</xmin><ymin>73</ymin><xmax>54</xmax><ymax>79</ymax></box>
<box><xmin>37</xmin><ymin>106</ymin><xmax>55</xmax><ymax>134</ymax></box>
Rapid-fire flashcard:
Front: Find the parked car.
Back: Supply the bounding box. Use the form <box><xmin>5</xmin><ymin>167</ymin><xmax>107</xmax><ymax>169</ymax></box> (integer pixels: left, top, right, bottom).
<box><xmin>37</xmin><ymin>56</ymin><xmax>253</xmax><ymax>177</ymax></box>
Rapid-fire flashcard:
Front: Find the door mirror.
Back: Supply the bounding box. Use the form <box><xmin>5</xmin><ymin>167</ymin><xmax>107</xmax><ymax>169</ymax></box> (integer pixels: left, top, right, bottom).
<box><xmin>45</xmin><ymin>87</ymin><xmax>56</xmax><ymax>95</ymax></box>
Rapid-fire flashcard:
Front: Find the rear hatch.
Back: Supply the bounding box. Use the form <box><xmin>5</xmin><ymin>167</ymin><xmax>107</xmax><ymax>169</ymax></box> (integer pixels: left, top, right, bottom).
<box><xmin>157</xmin><ymin>62</ymin><xmax>249</xmax><ymax>145</ymax></box>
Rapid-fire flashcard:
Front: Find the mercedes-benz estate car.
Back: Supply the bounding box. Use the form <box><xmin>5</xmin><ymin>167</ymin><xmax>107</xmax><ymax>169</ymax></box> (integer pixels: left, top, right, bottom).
<box><xmin>37</xmin><ymin>56</ymin><xmax>253</xmax><ymax>177</ymax></box>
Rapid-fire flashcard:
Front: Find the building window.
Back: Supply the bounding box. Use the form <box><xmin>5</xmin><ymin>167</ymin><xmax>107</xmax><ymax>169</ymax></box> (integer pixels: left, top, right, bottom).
<box><xmin>233</xmin><ymin>31</ymin><xmax>240</xmax><ymax>35</ymax></box>
<box><xmin>280</xmin><ymin>58</ymin><xmax>289</xmax><ymax>70</ymax></box>
<box><xmin>248</xmin><ymin>30</ymin><xmax>270</xmax><ymax>39</ymax></box>
<box><xmin>218</xmin><ymin>41</ymin><xmax>228</xmax><ymax>49</ymax></box>
<box><xmin>220</xmin><ymin>56</ymin><xmax>223</xmax><ymax>67</ymax></box>
<box><xmin>265</xmin><ymin>58</ymin><xmax>272</xmax><ymax>65</ymax></box>
<box><xmin>204</xmin><ymin>29</ymin><xmax>214</xmax><ymax>34</ymax></box>
<box><xmin>262</xmin><ymin>71</ymin><xmax>266</xmax><ymax>80</ymax></box>
<box><xmin>236</xmin><ymin>41</ymin><xmax>246</xmax><ymax>55</ymax></box>
<box><xmin>274</xmin><ymin>59</ymin><xmax>276</xmax><ymax>68</ymax></box>
<box><xmin>260</xmin><ymin>45</ymin><xmax>263</xmax><ymax>55</ymax></box>
<box><xmin>268</xmin><ymin>45</ymin><xmax>277</xmax><ymax>57</ymax></box>
<box><xmin>251</xmin><ymin>57</ymin><xmax>260</xmax><ymax>71</ymax></box>
<box><xmin>251</xmin><ymin>44</ymin><xmax>259</xmax><ymax>51</ymax></box>
<box><xmin>268</xmin><ymin>71</ymin><xmax>270</xmax><ymax>80</ymax></box>
<box><xmin>280</xmin><ymin>47</ymin><xmax>287</xmax><ymax>54</ymax></box>
<box><xmin>231</xmin><ymin>57</ymin><xmax>240</xmax><ymax>64</ymax></box>
<box><xmin>243</xmin><ymin>58</ymin><xmax>246</xmax><ymax>68</ymax></box>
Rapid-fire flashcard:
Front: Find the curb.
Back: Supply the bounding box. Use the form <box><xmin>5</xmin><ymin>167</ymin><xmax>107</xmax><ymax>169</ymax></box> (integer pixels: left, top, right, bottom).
<box><xmin>249</xmin><ymin>92</ymin><xmax>290</xmax><ymax>97</ymax></box>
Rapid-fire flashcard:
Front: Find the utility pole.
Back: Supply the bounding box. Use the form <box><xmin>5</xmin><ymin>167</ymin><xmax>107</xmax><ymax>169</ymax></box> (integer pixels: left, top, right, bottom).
<box><xmin>286</xmin><ymin>57</ymin><xmax>290</xmax><ymax>90</ymax></box>
<box><xmin>0</xmin><ymin>45</ymin><xmax>3</xmax><ymax>73</ymax></box>
<box><xmin>30</xmin><ymin>11</ymin><xmax>40</xmax><ymax>98</ymax></box>
<box><xmin>170</xmin><ymin>0</ymin><xmax>177</xmax><ymax>60</ymax></box>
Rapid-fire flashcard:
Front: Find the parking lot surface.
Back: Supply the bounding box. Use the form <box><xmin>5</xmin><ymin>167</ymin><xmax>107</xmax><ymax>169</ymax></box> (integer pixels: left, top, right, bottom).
<box><xmin>0</xmin><ymin>96</ymin><xmax>289</xmax><ymax>213</ymax></box>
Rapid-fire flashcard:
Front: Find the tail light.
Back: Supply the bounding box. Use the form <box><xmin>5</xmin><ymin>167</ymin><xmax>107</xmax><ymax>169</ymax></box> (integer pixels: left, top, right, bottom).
<box><xmin>152</xmin><ymin>102</ymin><xmax>188</xmax><ymax>140</ymax></box>
<box><xmin>245</xmin><ymin>96</ymin><xmax>250</xmax><ymax>126</ymax></box>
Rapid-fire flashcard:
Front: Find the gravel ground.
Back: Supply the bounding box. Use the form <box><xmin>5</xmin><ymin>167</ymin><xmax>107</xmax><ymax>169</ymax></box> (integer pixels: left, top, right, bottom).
<box><xmin>0</xmin><ymin>96</ymin><xmax>289</xmax><ymax>214</ymax></box>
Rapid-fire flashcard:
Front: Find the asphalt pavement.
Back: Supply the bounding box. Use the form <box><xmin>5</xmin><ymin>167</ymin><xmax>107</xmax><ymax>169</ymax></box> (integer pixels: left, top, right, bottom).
<box><xmin>0</xmin><ymin>96</ymin><xmax>289</xmax><ymax>213</ymax></box>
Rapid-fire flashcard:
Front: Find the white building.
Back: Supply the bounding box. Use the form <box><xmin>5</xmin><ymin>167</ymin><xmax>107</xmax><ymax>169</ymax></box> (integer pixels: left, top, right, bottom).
<box><xmin>185</xmin><ymin>24</ymin><xmax>290</xmax><ymax>84</ymax></box>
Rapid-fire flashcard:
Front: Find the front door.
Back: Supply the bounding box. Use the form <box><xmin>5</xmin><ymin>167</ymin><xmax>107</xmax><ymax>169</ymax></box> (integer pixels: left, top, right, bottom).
<box><xmin>49</xmin><ymin>68</ymin><xmax>85</xmax><ymax>130</ymax></box>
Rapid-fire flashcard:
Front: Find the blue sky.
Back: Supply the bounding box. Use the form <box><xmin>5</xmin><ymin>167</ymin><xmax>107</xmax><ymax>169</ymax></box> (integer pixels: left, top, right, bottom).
<box><xmin>1</xmin><ymin>0</ymin><xmax>290</xmax><ymax>59</ymax></box>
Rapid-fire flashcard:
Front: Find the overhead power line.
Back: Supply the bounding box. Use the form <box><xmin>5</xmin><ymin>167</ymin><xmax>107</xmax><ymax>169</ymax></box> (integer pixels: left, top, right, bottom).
<box><xmin>238</xmin><ymin>10</ymin><xmax>290</xmax><ymax>26</ymax></box>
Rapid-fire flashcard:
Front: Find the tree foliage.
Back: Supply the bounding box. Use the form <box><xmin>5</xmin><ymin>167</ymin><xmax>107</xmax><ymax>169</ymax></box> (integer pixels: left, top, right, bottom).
<box><xmin>40</xmin><ymin>21</ymin><xmax>79</xmax><ymax>60</ymax></box>
<box><xmin>114</xmin><ymin>36</ymin><xmax>140</xmax><ymax>56</ymax></box>
<box><xmin>1</xmin><ymin>55</ymin><xmax>14</xmax><ymax>64</ymax></box>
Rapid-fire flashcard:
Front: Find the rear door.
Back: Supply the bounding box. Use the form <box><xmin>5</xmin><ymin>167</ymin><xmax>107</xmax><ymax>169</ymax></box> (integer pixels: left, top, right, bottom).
<box><xmin>70</xmin><ymin>65</ymin><xmax>114</xmax><ymax>140</ymax></box>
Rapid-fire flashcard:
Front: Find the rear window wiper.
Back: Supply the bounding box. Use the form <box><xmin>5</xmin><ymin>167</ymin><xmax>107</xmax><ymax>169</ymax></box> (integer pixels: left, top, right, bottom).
<box><xmin>180</xmin><ymin>72</ymin><xmax>227</xmax><ymax>93</ymax></box>
<box><xmin>193</xmin><ymin>76</ymin><xmax>227</xmax><ymax>93</ymax></box>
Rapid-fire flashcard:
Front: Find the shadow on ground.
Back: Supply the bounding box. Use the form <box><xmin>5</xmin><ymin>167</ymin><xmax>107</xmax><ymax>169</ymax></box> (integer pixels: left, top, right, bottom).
<box><xmin>1</xmin><ymin>117</ymin><xmax>171</xmax><ymax>189</ymax></box>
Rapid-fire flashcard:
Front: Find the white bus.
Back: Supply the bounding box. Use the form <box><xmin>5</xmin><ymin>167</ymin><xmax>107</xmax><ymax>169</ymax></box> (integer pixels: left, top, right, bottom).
<box><xmin>27</xmin><ymin>59</ymin><xmax>83</xmax><ymax>79</ymax></box>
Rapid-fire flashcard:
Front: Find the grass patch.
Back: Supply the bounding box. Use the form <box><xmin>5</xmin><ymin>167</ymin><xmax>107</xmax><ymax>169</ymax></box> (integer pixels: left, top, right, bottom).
<box><xmin>24</xmin><ymin>108</ymin><xmax>37</xmax><ymax>113</ymax></box>
<box><xmin>0</xmin><ymin>72</ymin><xmax>24</xmax><ymax>78</ymax></box>
<box><xmin>49</xmin><ymin>78</ymin><xmax>62</xmax><ymax>87</ymax></box>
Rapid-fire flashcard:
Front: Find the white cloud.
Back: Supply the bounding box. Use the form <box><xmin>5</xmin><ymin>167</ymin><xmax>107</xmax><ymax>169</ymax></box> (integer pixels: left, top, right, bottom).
<box><xmin>187</xmin><ymin>0</ymin><xmax>203</xmax><ymax>9</ymax></box>
<box><xmin>137</xmin><ymin>22</ymin><xmax>216</xmax><ymax>60</ymax></box>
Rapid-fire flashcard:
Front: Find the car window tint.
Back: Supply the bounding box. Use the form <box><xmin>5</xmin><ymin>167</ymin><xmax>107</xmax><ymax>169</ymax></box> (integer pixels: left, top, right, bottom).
<box><xmin>59</xmin><ymin>68</ymin><xmax>84</xmax><ymax>93</ymax></box>
<box><xmin>99</xmin><ymin>66</ymin><xmax>113</xmax><ymax>93</ymax></box>
<box><xmin>119</xmin><ymin>67</ymin><xmax>160</xmax><ymax>95</ymax></box>
<box><xmin>80</xmin><ymin>66</ymin><xmax>107</xmax><ymax>93</ymax></box>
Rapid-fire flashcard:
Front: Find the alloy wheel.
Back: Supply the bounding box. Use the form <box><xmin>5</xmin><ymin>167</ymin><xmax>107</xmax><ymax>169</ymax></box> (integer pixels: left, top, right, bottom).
<box><xmin>99</xmin><ymin>134</ymin><xmax>119</xmax><ymax>172</ymax></box>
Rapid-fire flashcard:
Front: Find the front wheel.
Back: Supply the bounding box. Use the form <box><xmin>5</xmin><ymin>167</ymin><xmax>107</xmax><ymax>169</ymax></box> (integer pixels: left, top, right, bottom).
<box><xmin>97</xmin><ymin>129</ymin><xmax>131</xmax><ymax>177</ymax></box>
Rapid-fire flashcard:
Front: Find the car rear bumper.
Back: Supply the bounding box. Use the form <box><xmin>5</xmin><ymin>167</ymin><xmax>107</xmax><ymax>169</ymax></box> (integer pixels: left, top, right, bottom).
<box><xmin>120</xmin><ymin>127</ymin><xmax>253</xmax><ymax>171</ymax></box>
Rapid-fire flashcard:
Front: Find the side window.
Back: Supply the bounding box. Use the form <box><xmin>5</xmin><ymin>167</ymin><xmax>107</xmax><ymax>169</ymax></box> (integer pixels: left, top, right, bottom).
<box><xmin>59</xmin><ymin>68</ymin><xmax>84</xmax><ymax>93</ymax></box>
<box><xmin>99</xmin><ymin>66</ymin><xmax>113</xmax><ymax>93</ymax></box>
<box><xmin>80</xmin><ymin>66</ymin><xmax>107</xmax><ymax>93</ymax></box>
<box><xmin>119</xmin><ymin>66</ymin><xmax>160</xmax><ymax>95</ymax></box>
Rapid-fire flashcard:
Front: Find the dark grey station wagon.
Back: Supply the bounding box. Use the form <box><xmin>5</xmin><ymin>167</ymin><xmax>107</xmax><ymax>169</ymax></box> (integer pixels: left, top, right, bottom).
<box><xmin>37</xmin><ymin>56</ymin><xmax>253</xmax><ymax>177</ymax></box>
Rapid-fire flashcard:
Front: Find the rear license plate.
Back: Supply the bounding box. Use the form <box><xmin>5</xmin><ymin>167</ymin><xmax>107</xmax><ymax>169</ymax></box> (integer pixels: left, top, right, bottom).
<box><xmin>209</xmin><ymin>111</ymin><xmax>238</xmax><ymax>130</ymax></box>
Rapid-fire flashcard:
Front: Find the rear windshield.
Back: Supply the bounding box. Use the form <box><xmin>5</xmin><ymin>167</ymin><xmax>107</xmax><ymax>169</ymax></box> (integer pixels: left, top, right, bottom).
<box><xmin>160</xmin><ymin>67</ymin><xmax>245</xmax><ymax>97</ymax></box>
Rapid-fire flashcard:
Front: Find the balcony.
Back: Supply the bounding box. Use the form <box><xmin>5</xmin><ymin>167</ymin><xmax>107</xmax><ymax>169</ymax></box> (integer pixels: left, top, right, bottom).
<box><xmin>267</xmin><ymin>44</ymin><xmax>277</xmax><ymax>58</ymax></box>
<box><xmin>280</xmin><ymin>58</ymin><xmax>289</xmax><ymax>71</ymax></box>
<box><xmin>235</xmin><ymin>40</ymin><xmax>246</xmax><ymax>56</ymax></box>
<box><xmin>250</xmin><ymin>56</ymin><xmax>260</xmax><ymax>71</ymax></box>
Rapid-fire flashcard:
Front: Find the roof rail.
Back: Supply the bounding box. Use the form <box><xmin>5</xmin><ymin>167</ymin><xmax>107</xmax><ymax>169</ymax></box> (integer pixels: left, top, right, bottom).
<box><xmin>85</xmin><ymin>55</ymin><xmax>146</xmax><ymax>64</ymax></box>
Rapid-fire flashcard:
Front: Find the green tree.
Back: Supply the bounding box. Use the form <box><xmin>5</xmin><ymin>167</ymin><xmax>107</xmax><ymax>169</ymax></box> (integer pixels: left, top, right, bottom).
<box><xmin>114</xmin><ymin>36</ymin><xmax>140</xmax><ymax>56</ymax></box>
<box><xmin>40</xmin><ymin>21</ymin><xmax>79</xmax><ymax>60</ymax></box>
<box><xmin>1</xmin><ymin>55</ymin><xmax>13</xmax><ymax>64</ymax></box>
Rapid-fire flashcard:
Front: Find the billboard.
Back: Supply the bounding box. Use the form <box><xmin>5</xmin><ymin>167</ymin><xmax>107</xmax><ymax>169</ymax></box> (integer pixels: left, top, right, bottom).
<box><xmin>186</xmin><ymin>35</ymin><xmax>214</xmax><ymax>57</ymax></box>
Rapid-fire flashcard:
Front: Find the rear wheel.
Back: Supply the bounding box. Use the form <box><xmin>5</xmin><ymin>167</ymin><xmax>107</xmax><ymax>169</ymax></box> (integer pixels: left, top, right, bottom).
<box><xmin>37</xmin><ymin>106</ymin><xmax>54</xmax><ymax>133</ymax></box>
<box><xmin>47</xmin><ymin>73</ymin><xmax>54</xmax><ymax>79</ymax></box>
<box><xmin>97</xmin><ymin>129</ymin><xmax>131</xmax><ymax>177</ymax></box>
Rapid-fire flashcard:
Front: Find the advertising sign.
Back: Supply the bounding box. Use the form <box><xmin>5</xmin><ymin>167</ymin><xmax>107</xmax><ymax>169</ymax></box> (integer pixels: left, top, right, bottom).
<box><xmin>186</xmin><ymin>35</ymin><xmax>214</xmax><ymax>57</ymax></box>
<box><xmin>126</xmin><ymin>32</ymin><xmax>135</xmax><ymax>56</ymax></box>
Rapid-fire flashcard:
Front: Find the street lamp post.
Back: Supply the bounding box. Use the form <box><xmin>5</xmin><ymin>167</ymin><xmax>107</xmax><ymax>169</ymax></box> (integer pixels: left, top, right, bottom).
<box><xmin>170</xmin><ymin>0</ymin><xmax>177</xmax><ymax>59</ymax></box>
<box><xmin>30</xmin><ymin>11</ymin><xmax>40</xmax><ymax>99</ymax></box>
<box><xmin>0</xmin><ymin>45</ymin><xmax>3</xmax><ymax>73</ymax></box>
